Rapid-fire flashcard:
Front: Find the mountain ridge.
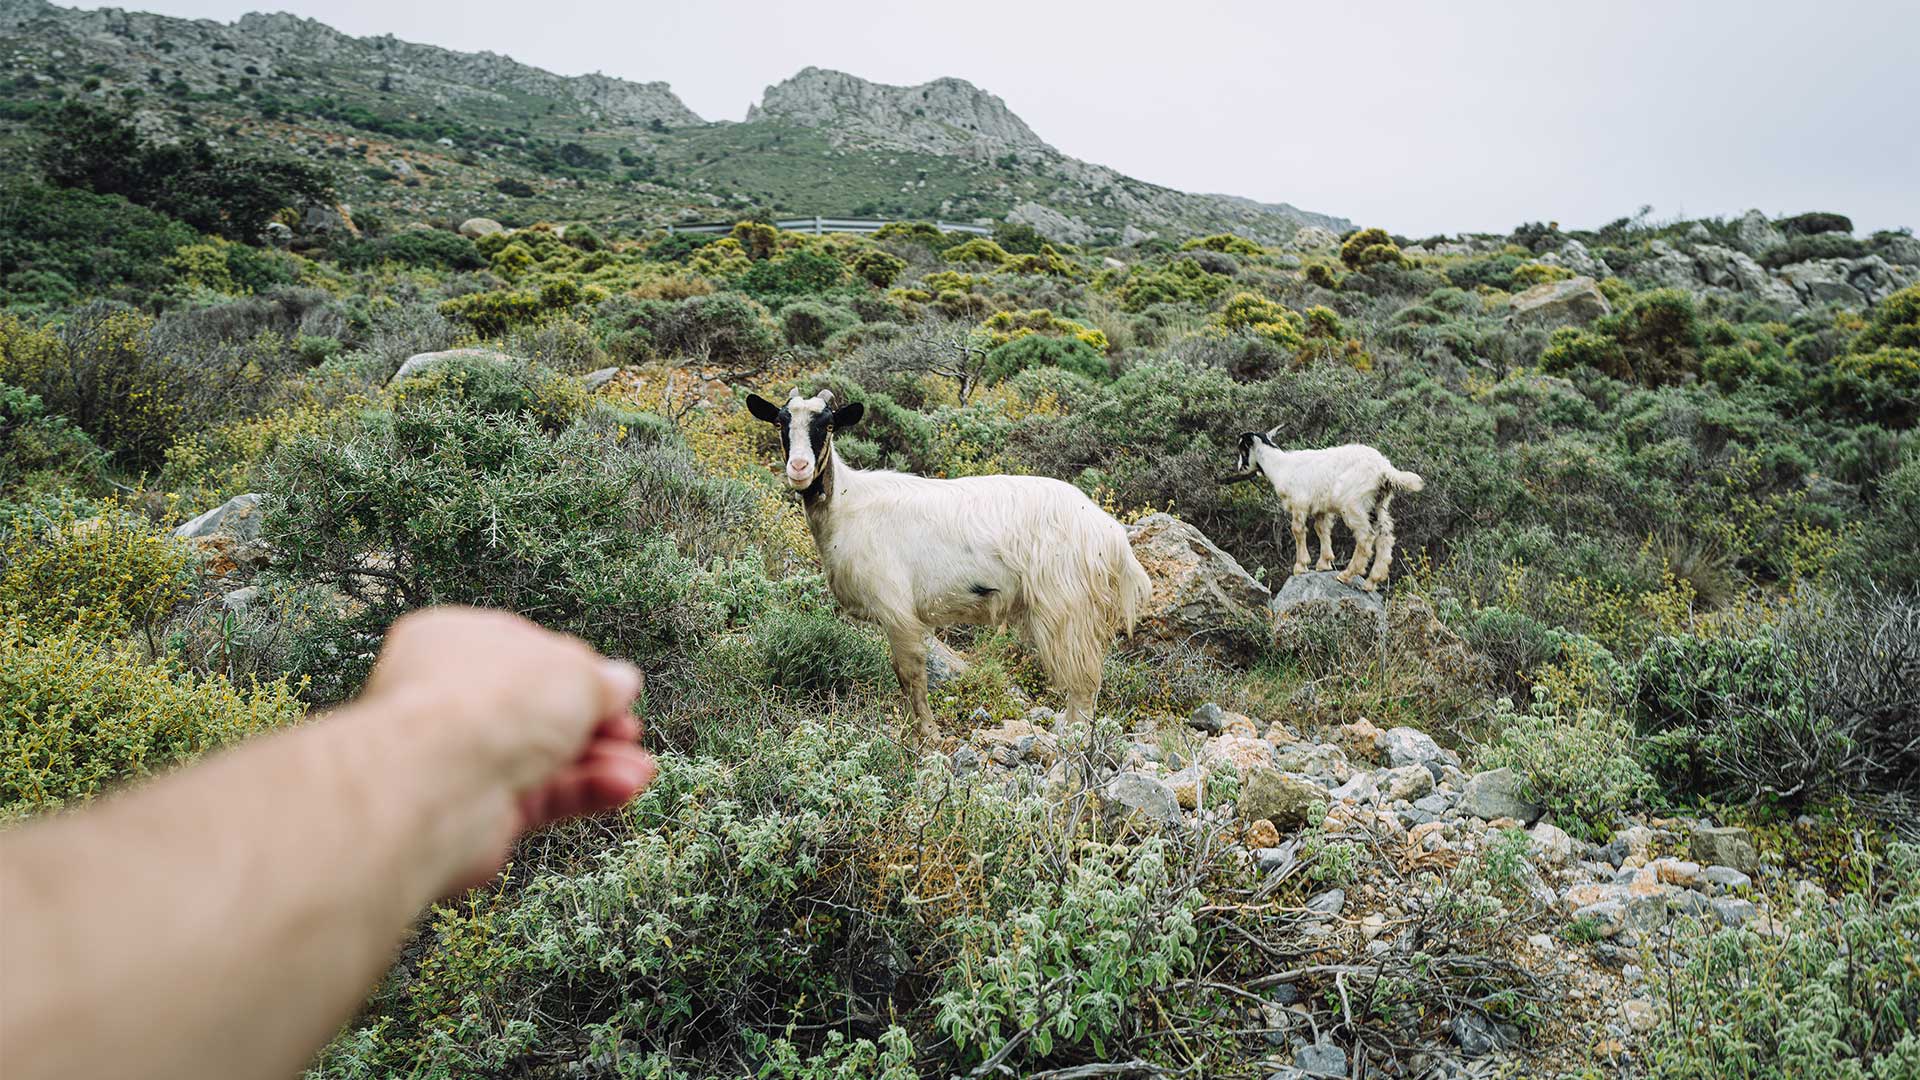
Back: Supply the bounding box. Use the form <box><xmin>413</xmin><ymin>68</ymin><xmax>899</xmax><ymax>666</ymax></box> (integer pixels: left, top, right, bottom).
<box><xmin>0</xmin><ymin>0</ymin><xmax>1350</xmax><ymax>241</ymax></box>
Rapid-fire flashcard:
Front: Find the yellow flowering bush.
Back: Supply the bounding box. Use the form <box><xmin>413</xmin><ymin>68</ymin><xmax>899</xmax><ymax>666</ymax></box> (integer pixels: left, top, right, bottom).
<box><xmin>0</xmin><ymin>510</ymin><xmax>192</xmax><ymax>644</ymax></box>
<box><xmin>0</xmin><ymin>623</ymin><xmax>304</xmax><ymax>815</ymax></box>
<box><xmin>977</xmin><ymin>308</ymin><xmax>1110</xmax><ymax>353</ymax></box>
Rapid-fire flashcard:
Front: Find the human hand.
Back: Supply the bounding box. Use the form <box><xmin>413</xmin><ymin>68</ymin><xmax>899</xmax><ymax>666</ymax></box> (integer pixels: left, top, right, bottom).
<box><xmin>359</xmin><ymin>607</ymin><xmax>657</xmax><ymax>888</ymax></box>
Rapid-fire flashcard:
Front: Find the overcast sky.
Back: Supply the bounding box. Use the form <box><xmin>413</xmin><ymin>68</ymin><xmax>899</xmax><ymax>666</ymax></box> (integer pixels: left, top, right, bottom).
<box><xmin>90</xmin><ymin>0</ymin><xmax>1919</xmax><ymax>235</ymax></box>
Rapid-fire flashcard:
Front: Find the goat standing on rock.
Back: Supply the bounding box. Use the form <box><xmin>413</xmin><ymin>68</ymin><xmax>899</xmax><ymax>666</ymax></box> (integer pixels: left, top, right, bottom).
<box><xmin>1227</xmin><ymin>431</ymin><xmax>1423</xmax><ymax>590</ymax></box>
<box><xmin>746</xmin><ymin>388</ymin><xmax>1154</xmax><ymax>743</ymax></box>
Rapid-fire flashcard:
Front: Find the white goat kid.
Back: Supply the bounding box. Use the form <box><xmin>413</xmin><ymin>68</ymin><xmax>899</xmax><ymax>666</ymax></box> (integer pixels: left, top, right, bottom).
<box><xmin>1232</xmin><ymin>431</ymin><xmax>1424</xmax><ymax>590</ymax></box>
<box><xmin>746</xmin><ymin>388</ymin><xmax>1153</xmax><ymax>742</ymax></box>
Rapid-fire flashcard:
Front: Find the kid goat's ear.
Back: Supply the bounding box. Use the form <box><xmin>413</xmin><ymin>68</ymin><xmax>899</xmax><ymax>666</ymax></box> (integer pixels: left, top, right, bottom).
<box><xmin>833</xmin><ymin>402</ymin><xmax>864</xmax><ymax>429</ymax></box>
<box><xmin>745</xmin><ymin>393</ymin><xmax>782</xmax><ymax>424</ymax></box>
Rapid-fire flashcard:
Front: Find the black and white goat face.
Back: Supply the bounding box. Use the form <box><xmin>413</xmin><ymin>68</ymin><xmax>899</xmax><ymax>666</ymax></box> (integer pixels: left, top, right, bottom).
<box><xmin>1236</xmin><ymin>432</ymin><xmax>1266</xmax><ymax>474</ymax></box>
<box><xmin>745</xmin><ymin>387</ymin><xmax>865</xmax><ymax>490</ymax></box>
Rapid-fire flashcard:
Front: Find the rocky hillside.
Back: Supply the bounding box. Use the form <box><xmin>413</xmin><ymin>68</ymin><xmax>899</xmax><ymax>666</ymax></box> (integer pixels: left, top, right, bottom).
<box><xmin>0</xmin><ymin>0</ymin><xmax>1347</xmax><ymax>242</ymax></box>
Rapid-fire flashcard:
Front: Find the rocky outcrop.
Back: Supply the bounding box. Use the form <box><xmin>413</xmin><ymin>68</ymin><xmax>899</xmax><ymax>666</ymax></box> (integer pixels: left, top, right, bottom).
<box><xmin>1536</xmin><ymin>238</ymin><xmax>1613</xmax><ymax>279</ymax></box>
<box><xmin>174</xmin><ymin>493</ymin><xmax>269</xmax><ymax>574</ymax></box>
<box><xmin>1732</xmin><ymin>209</ymin><xmax>1785</xmax><ymax>257</ymax></box>
<box><xmin>1004</xmin><ymin>201</ymin><xmax>1095</xmax><ymax>245</ymax></box>
<box><xmin>1126</xmin><ymin>513</ymin><xmax>1272</xmax><ymax>660</ymax></box>
<box><xmin>749</xmin><ymin>67</ymin><xmax>1051</xmax><ymax>156</ymax></box>
<box><xmin>458</xmin><ymin>217</ymin><xmax>506</xmax><ymax>239</ymax></box>
<box><xmin>1508</xmin><ymin>276</ymin><xmax>1612</xmax><ymax>327</ymax></box>
<box><xmin>389</xmin><ymin>347</ymin><xmax>516</xmax><ymax>384</ymax></box>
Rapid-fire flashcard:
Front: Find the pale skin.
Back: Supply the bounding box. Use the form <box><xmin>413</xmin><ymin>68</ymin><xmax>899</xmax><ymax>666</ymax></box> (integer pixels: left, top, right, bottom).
<box><xmin>0</xmin><ymin>607</ymin><xmax>658</xmax><ymax>1080</ymax></box>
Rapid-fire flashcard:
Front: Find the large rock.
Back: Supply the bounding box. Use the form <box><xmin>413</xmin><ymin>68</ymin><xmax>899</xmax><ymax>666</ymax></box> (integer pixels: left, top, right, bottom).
<box><xmin>1538</xmin><ymin>238</ymin><xmax>1612</xmax><ymax>279</ymax></box>
<box><xmin>1692</xmin><ymin>244</ymin><xmax>1801</xmax><ymax>308</ymax></box>
<box><xmin>1378</xmin><ymin>726</ymin><xmax>1451</xmax><ymax>769</ymax></box>
<box><xmin>1508</xmin><ymin>276</ymin><xmax>1611</xmax><ymax>328</ymax></box>
<box><xmin>1733</xmin><ymin>209</ymin><xmax>1785</xmax><ymax>257</ymax></box>
<box><xmin>1239</xmin><ymin>769</ymin><xmax>1327</xmax><ymax>828</ymax></box>
<box><xmin>1005</xmin><ymin>201</ymin><xmax>1096</xmax><ymax>246</ymax></box>
<box><xmin>174</xmin><ymin>493</ymin><xmax>269</xmax><ymax>574</ymax></box>
<box><xmin>1102</xmin><ymin>772</ymin><xmax>1182</xmax><ymax>826</ymax></box>
<box><xmin>459</xmin><ymin>217</ymin><xmax>506</xmax><ymax>239</ymax></box>
<box><xmin>1689</xmin><ymin>825</ymin><xmax>1759</xmax><ymax>874</ymax></box>
<box><xmin>1638</xmin><ymin>240</ymin><xmax>1701</xmax><ymax>289</ymax></box>
<box><xmin>1289</xmin><ymin>225</ymin><xmax>1341</xmax><ymax>251</ymax></box>
<box><xmin>1270</xmin><ymin>570</ymin><xmax>1385</xmax><ymax>617</ymax></box>
<box><xmin>1779</xmin><ymin>259</ymin><xmax>1866</xmax><ymax>306</ymax></box>
<box><xmin>300</xmin><ymin>203</ymin><xmax>357</xmax><ymax>236</ymax></box>
<box><xmin>389</xmin><ymin>348</ymin><xmax>517</xmax><ymax>384</ymax></box>
<box><xmin>1126</xmin><ymin>513</ymin><xmax>1271</xmax><ymax>660</ymax></box>
<box><xmin>1459</xmin><ymin>767</ymin><xmax>1542</xmax><ymax>823</ymax></box>
<box><xmin>174</xmin><ymin>492</ymin><xmax>264</xmax><ymax>543</ymax></box>
<box><xmin>1880</xmin><ymin>234</ymin><xmax>1920</xmax><ymax>267</ymax></box>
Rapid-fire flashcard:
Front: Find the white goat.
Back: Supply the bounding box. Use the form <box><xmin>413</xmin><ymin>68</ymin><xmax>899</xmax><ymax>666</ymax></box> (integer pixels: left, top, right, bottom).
<box><xmin>1229</xmin><ymin>431</ymin><xmax>1424</xmax><ymax>590</ymax></box>
<box><xmin>746</xmin><ymin>388</ymin><xmax>1153</xmax><ymax>742</ymax></box>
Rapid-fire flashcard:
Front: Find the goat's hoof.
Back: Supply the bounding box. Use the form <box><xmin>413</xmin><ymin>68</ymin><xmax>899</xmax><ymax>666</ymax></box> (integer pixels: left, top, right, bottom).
<box><xmin>1356</xmin><ymin>580</ymin><xmax>1377</xmax><ymax>592</ymax></box>
<box><xmin>1291</xmin><ymin>566</ymin><xmax>1309</xmax><ymax>577</ymax></box>
<box><xmin>1334</xmin><ymin>572</ymin><xmax>1353</xmax><ymax>584</ymax></box>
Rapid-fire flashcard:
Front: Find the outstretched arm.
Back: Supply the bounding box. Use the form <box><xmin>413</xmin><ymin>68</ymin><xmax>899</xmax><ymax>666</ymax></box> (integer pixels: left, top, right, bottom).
<box><xmin>0</xmin><ymin>607</ymin><xmax>657</xmax><ymax>1080</ymax></box>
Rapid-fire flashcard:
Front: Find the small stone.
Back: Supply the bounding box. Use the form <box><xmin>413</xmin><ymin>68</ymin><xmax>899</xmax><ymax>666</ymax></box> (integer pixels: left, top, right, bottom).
<box><xmin>1359</xmin><ymin>913</ymin><xmax>1388</xmax><ymax>942</ymax></box>
<box><xmin>1246</xmin><ymin>818</ymin><xmax>1281</xmax><ymax>849</ymax></box>
<box><xmin>1622</xmin><ymin>999</ymin><xmax>1658</xmax><ymax>1033</ymax></box>
<box><xmin>1200</xmin><ymin>735</ymin><xmax>1277</xmax><ymax>774</ymax></box>
<box><xmin>1255</xmin><ymin>845</ymin><xmax>1297</xmax><ymax>874</ymax></box>
<box><xmin>1188</xmin><ymin>702</ymin><xmax>1226</xmax><ymax>734</ymax></box>
<box><xmin>1653</xmin><ymin>858</ymin><xmax>1705</xmax><ymax>889</ymax></box>
<box><xmin>1413</xmin><ymin>793</ymin><xmax>1452</xmax><ymax>816</ymax></box>
<box><xmin>1690</xmin><ymin>825</ymin><xmax>1759</xmax><ymax>874</ymax></box>
<box><xmin>1378</xmin><ymin>726</ymin><xmax>1448</xmax><ymax>768</ymax></box>
<box><xmin>1240</xmin><ymin>769</ymin><xmax>1327</xmax><ymax>828</ymax></box>
<box><xmin>1165</xmin><ymin>766</ymin><xmax>1206</xmax><ymax>810</ymax></box>
<box><xmin>1338</xmin><ymin>718</ymin><xmax>1382</xmax><ymax>761</ymax></box>
<box><xmin>1379</xmin><ymin>765</ymin><xmax>1435</xmax><ymax>802</ymax></box>
<box><xmin>1329</xmin><ymin>772</ymin><xmax>1378</xmax><ymax>805</ymax></box>
<box><xmin>1451</xmin><ymin>1012</ymin><xmax>1519</xmax><ymax>1058</ymax></box>
<box><xmin>1220</xmin><ymin>711</ymin><xmax>1260</xmax><ymax>738</ymax></box>
<box><xmin>1102</xmin><ymin>772</ymin><xmax>1182</xmax><ymax>826</ymax></box>
<box><xmin>1306</xmin><ymin>888</ymin><xmax>1346</xmax><ymax>916</ymax></box>
<box><xmin>1529</xmin><ymin>820</ymin><xmax>1574</xmax><ymax>864</ymax></box>
<box><xmin>1572</xmin><ymin>900</ymin><xmax>1626</xmax><ymax>937</ymax></box>
<box><xmin>581</xmin><ymin>366</ymin><xmax>620</xmax><ymax>391</ymax></box>
<box><xmin>1528</xmin><ymin>933</ymin><xmax>1556</xmax><ymax>952</ymax></box>
<box><xmin>1703</xmin><ymin>865</ymin><xmax>1752</xmax><ymax>892</ymax></box>
<box><xmin>1710</xmin><ymin>896</ymin><xmax>1758</xmax><ymax>927</ymax></box>
<box><xmin>1293</xmin><ymin>1040</ymin><xmax>1347</xmax><ymax>1077</ymax></box>
<box><xmin>949</xmin><ymin>746</ymin><xmax>980</xmax><ymax>774</ymax></box>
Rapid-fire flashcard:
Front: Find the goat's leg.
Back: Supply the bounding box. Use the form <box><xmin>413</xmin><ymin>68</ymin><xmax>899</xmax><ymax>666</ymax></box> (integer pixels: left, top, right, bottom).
<box><xmin>885</xmin><ymin>626</ymin><xmax>939</xmax><ymax>746</ymax></box>
<box><xmin>1289</xmin><ymin>509</ymin><xmax>1310</xmax><ymax>576</ymax></box>
<box><xmin>1336</xmin><ymin>507</ymin><xmax>1375</xmax><ymax>588</ymax></box>
<box><xmin>1024</xmin><ymin>608</ymin><xmax>1106</xmax><ymax>727</ymax></box>
<box><xmin>1313</xmin><ymin>513</ymin><xmax>1337</xmax><ymax>571</ymax></box>
<box><xmin>1366</xmin><ymin>491</ymin><xmax>1397</xmax><ymax>589</ymax></box>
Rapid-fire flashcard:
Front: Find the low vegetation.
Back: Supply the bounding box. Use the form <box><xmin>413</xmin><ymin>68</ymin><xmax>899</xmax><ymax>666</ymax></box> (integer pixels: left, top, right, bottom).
<box><xmin>1</xmin><ymin>94</ymin><xmax>1916</xmax><ymax>1076</ymax></box>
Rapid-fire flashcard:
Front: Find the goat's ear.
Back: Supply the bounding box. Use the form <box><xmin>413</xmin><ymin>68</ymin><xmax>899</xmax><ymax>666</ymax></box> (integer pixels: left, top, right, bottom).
<box><xmin>832</xmin><ymin>402</ymin><xmax>864</xmax><ymax>429</ymax></box>
<box><xmin>745</xmin><ymin>393</ymin><xmax>782</xmax><ymax>424</ymax></box>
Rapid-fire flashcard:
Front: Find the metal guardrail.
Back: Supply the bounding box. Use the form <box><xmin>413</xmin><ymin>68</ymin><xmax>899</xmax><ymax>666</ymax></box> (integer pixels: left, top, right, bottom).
<box><xmin>666</xmin><ymin>216</ymin><xmax>992</xmax><ymax>237</ymax></box>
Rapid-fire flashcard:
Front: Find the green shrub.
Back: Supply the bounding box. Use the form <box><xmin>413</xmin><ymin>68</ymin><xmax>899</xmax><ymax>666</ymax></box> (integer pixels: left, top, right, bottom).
<box><xmin>1113</xmin><ymin>258</ymin><xmax>1231</xmax><ymax>312</ymax></box>
<box><xmin>0</xmin><ymin>623</ymin><xmax>303</xmax><ymax>816</ymax></box>
<box><xmin>1511</xmin><ymin>262</ymin><xmax>1574</xmax><ymax>287</ymax></box>
<box><xmin>1339</xmin><ymin>226</ymin><xmax>1408</xmax><ymax>271</ymax></box>
<box><xmin>1853</xmin><ymin>283</ymin><xmax>1920</xmax><ymax>352</ymax></box>
<box><xmin>753</xmin><ymin>607</ymin><xmax>893</xmax><ymax>695</ymax></box>
<box><xmin>1760</xmin><ymin>232</ymin><xmax>1869</xmax><ymax>269</ymax></box>
<box><xmin>1642</xmin><ymin>841</ymin><xmax>1920</xmax><ymax>1079</ymax></box>
<box><xmin>1446</xmin><ymin>254</ymin><xmax>1525</xmax><ymax>292</ymax></box>
<box><xmin>941</xmin><ymin>237</ymin><xmax>1011</xmax><ymax>266</ymax></box>
<box><xmin>0</xmin><ymin>381</ymin><xmax>107</xmax><ymax>505</ymax></box>
<box><xmin>992</xmin><ymin>221</ymin><xmax>1047</xmax><ymax>255</ymax></box>
<box><xmin>850</xmin><ymin>248</ymin><xmax>907</xmax><ymax>288</ymax></box>
<box><xmin>652</xmin><ymin>293</ymin><xmax>781</xmax><ymax>365</ymax></box>
<box><xmin>35</xmin><ymin>102</ymin><xmax>334</xmax><ymax>244</ymax></box>
<box><xmin>781</xmin><ymin>300</ymin><xmax>859</xmax><ymax>349</ymax></box>
<box><xmin>981</xmin><ymin>333</ymin><xmax>1107</xmax><ymax>385</ymax></box>
<box><xmin>1181</xmin><ymin>233</ymin><xmax>1263</xmax><ymax>255</ymax></box>
<box><xmin>0</xmin><ymin>510</ymin><xmax>192</xmax><ymax>645</ymax></box>
<box><xmin>388</xmin><ymin>354</ymin><xmax>589</xmax><ymax>433</ymax></box>
<box><xmin>0</xmin><ymin>180</ymin><xmax>198</xmax><ymax>300</ymax></box>
<box><xmin>262</xmin><ymin>402</ymin><xmax>750</xmax><ymax>702</ymax></box>
<box><xmin>0</xmin><ymin>305</ymin><xmax>279</xmax><ymax>471</ymax></box>
<box><xmin>932</xmin><ymin>840</ymin><xmax>1201</xmax><ymax>1065</ymax></box>
<box><xmin>333</xmin><ymin>229</ymin><xmax>485</xmax><ymax>271</ymax></box>
<box><xmin>1778</xmin><ymin>211</ymin><xmax>1854</xmax><ymax>237</ymax></box>
<box><xmin>740</xmin><ymin>249</ymin><xmax>846</xmax><ymax>299</ymax></box>
<box><xmin>1480</xmin><ymin>692</ymin><xmax>1654</xmax><ymax>841</ymax></box>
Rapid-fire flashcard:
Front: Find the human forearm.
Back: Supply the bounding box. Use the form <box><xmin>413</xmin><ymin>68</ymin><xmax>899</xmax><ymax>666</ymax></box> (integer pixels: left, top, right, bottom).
<box><xmin>0</xmin><ymin>694</ymin><xmax>492</xmax><ymax>1080</ymax></box>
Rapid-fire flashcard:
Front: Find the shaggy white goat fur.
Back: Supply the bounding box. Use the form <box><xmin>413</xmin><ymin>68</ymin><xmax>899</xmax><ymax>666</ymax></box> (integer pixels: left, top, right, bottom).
<box><xmin>1234</xmin><ymin>431</ymin><xmax>1425</xmax><ymax>590</ymax></box>
<box><xmin>748</xmin><ymin>388</ymin><xmax>1153</xmax><ymax>741</ymax></box>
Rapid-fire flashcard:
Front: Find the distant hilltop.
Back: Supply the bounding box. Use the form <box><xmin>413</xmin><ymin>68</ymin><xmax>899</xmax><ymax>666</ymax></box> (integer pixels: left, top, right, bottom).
<box><xmin>0</xmin><ymin>0</ymin><xmax>1349</xmax><ymax>241</ymax></box>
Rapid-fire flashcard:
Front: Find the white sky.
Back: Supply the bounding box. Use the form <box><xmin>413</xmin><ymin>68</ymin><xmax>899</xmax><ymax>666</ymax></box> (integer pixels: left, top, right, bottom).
<box><xmin>83</xmin><ymin>0</ymin><xmax>1920</xmax><ymax>236</ymax></box>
